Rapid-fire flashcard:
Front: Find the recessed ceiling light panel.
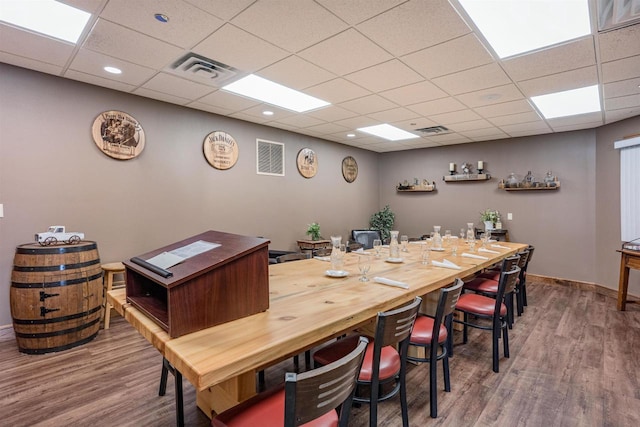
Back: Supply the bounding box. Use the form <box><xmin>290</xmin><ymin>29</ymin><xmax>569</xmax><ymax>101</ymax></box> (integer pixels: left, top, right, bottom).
<box><xmin>222</xmin><ymin>74</ymin><xmax>330</xmax><ymax>113</ymax></box>
<box><xmin>0</xmin><ymin>0</ymin><xmax>91</xmax><ymax>44</ymax></box>
<box><xmin>357</xmin><ymin>124</ymin><xmax>419</xmax><ymax>141</ymax></box>
<box><xmin>531</xmin><ymin>85</ymin><xmax>601</xmax><ymax>119</ymax></box>
<box><xmin>104</xmin><ymin>66</ymin><xmax>122</xmax><ymax>74</ymax></box>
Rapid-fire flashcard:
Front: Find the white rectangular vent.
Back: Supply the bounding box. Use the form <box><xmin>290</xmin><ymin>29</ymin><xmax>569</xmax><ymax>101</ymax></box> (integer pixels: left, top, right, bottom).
<box><xmin>415</xmin><ymin>125</ymin><xmax>451</xmax><ymax>135</ymax></box>
<box><xmin>256</xmin><ymin>139</ymin><xmax>284</xmax><ymax>176</ymax></box>
<box><xmin>166</xmin><ymin>53</ymin><xmax>239</xmax><ymax>86</ymax></box>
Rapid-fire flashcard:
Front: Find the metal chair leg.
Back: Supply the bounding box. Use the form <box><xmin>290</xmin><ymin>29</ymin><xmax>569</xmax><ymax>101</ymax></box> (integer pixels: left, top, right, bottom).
<box><xmin>159</xmin><ymin>357</ymin><xmax>184</xmax><ymax>427</ymax></box>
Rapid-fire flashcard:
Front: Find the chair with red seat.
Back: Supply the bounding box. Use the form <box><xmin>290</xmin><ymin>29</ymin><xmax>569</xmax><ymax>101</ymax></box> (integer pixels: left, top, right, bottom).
<box><xmin>520</xmin><ymin>245</ymin><xmax>535</xmax><ymax>310</ymax></box>
<box><xmin>451</xmin><ymin>260</ymin><xmax>521</xmax><ymax>373</ymax></box>
<box><xmin>211</xmin><ymin>336</ymin><xmax>368</xmax><ymax>427</ymax></box>
<box><xmin>312</xmin><ymin>297</ymin><xmax>422</xmax><ymax>427</ymax></box>
<box><xmin>408</xmin><ymin>279</ymin><xmax>463</xmax><ymax>418</ymax></box>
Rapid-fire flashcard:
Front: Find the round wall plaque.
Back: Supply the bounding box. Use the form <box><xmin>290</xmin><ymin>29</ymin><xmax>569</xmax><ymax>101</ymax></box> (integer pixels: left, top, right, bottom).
<box><xmin>92</xmin><ymin>111</ymin><xmax>145</xmax><ymax>160</ymax></box>
<box><xmin>296</xmin><ymin>148</ymin><xmax>317</xmax><ymax>178</ymax></box>
<box><xmin>342</xmin><ymin>156</ymin><xmax>358</xmax><ymax>183</ymax></box>
<box><xmin>203</xmin><ymin>131</ymin><xmax>239</xmax><ymax>170</ymax></box>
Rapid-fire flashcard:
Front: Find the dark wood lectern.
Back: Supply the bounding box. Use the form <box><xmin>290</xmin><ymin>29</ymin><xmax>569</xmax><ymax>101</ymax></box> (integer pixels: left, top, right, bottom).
<box><xmin>124</xmin><ymin>230</ymin><xmax>270</xmax><ymax>338</ymax></box>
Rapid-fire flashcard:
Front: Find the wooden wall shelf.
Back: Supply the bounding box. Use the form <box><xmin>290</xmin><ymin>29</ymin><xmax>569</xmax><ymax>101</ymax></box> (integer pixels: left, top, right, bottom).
<box><xmin>500</xmin><ymin>182</ymin><xmax>561</xmax><ymax>191</ymax></box>
<box><xmin>443</xmin><ymin>173</ymin><xmax>491</xmax><ymax>182</ymax></box>
<box><xmin>397</xmin><ymin>182</ymin><xmax>436</xmax><ymax>192</ymax></box>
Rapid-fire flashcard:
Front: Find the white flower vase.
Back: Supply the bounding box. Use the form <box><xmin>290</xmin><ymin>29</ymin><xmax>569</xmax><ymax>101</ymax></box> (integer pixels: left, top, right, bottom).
<box><xmin>484</xmin><ymin>220</ymin><xmax>494</xmax><ymax>231</ymax></box>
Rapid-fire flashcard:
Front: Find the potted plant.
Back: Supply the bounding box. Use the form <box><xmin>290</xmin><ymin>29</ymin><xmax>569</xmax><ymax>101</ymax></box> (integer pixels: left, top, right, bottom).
<box><xmin>480</xmin><ymin>209</ymin><xmax>500</xmax><ymax>231</ymax></box>
<box><xmin>369</xmin><ymin>205</ymin><xmax>395</xmax><ymax>243</ymax></box>
<box><xmin>306</xmin><ymin>222</ymin><xmax>322</xmax><ymax>241</ymax></box>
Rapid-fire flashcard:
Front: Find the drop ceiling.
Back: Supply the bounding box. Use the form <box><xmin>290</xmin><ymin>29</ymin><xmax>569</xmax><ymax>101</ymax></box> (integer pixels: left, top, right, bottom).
<box><xmin>1</xmin><ymin>0</ymin><xmax>639</xmax><ymax>153</ymax></box>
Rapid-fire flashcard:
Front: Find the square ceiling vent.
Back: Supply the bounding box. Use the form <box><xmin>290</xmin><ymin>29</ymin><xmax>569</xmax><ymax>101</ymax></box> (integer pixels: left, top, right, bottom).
<box><xmin>415</xmin><ymin>125</ymin><xmax>452</xmax><ymax>136</ymax></box>
<box><xmin>165</xmin><ymin>53</ymin><xmax>239</xmax><ymax>86</ymax></box>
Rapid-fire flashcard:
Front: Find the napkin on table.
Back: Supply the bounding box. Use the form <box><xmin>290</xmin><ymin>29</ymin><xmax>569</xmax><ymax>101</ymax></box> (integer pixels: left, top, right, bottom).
<box><xmin>478</xmin><ymin>248</ymin><xmax>499</xmax><ymax>254</ymax></box>
<box><xmin>314</xmin><ymin>256</ymin><xmax>330</xmax><ymax>261</ymax></box>
<box><xmin>462</xmin><ymin>253</ymin><xmax>489</xmax><ymax>260</ymax></box>
<box><xmin>431</xmin><ymin>259</ymin><xmax>462</xmax><ymax>270</ymax></box>
<box><xmin>373</xmin><ymin>277</ymin><xmax>409</xmax><ymax>289</ymax></box>
<box><xmin>491</xmin><ymin>244</ymin><xmax>510</xmax><ymax>250</ymax></box>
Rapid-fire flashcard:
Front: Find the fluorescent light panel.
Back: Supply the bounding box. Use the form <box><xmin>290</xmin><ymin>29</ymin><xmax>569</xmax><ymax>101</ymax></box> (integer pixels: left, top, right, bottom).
<box><xmin>358</xmin><ymin>124</ymin><xmax>419</xmax><ymax>141</ymax></box>
<box><xmin>531</xmin><ymin>85</ymin><xmax>601</xmax><ymax>119</ymax></box>
<box><xmin>222</xmin><ymin>74</ymin><xmax>330</xmax><ymax>113</ymax></box>
<box><xmin>458</xmin><ymin>0</ymin><xmax>592</xmax><ymax>58</ymax></box>
<box><xmin>0</xmin><ymin>0</ymin><xmax>91</xmax><ymax>44</ymax></box>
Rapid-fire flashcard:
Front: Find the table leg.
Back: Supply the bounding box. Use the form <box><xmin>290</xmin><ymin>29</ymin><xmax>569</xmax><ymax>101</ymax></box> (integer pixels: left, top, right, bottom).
<box><xmin>617</xmin><ymin>255</ymin><xmax>630</xmax><ymax>311</ymax></box>
<box><xmin>197</xmin><ymin>371</ymin><xmax>256</xmax><ymax>418</ymax></box>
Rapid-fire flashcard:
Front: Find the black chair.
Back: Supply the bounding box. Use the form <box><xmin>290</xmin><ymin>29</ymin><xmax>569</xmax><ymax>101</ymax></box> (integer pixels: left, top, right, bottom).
<box><xmin>351</xmin><ymin>229</ymin><xmax>382</xmax><ymax>249</ymax></box>
<box><xmin>408</xmin><ymin>279</ymin><xmax>463</xmax><ymax>418</ymax></box>
<box><xmin>451</xmin><ymin>261</ymin><xmax>521</xmax><ymax>373</ymax></box>
<box><xmin>211</xmin><ymin>337</ymin><xmax>368</xmax><ymax>427</ymax></box>
<box><xmin>313</xmin><ymin>297</ymin><xmax>422</xmax><ymax>427</ymax></box>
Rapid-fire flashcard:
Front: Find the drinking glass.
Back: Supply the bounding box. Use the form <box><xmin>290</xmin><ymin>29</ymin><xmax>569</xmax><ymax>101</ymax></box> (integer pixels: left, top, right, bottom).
<box><xmin>444</xmin><ymin>229</ymin><xmax>451</xmax><ymax>247</ymax></box>
<box><xmin>421</xmin><ymin>244</ymin><xmax>431</xmax><ymax>265</ymax></box>
<box><xmin>373</xmin><ymin>239</ymin><xmax>382</xmax><ymax>258</ymax></box>
<box><xmin>358</xmin><ymin>253</ymin><xmax>371</xmax><ymax>282</ymax></box>
<box><xmin>400</xmin><ymin>235</ymin><xmax>409</xmax><ymax>252</ymax></box>
<box><xmin>460</xmin><ymin>228</ymin><xmax>465</xmax><ymax>240</ymax></box>
<box><xmin>469</xmin><ymin>237</ymin><xmax>476</xmax><ymax>252</ymax></box>
<box><xmin>451</xmin><ymin>237</ymin><xmax>459</xmax><ymax>256</ymax></box>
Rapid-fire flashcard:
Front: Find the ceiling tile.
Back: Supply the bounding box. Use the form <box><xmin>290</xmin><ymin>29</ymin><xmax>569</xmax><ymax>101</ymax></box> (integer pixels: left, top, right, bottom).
<box><xmin>304</xmin><ymin>122</ymin><xmax>350</xmax><ymax>134</ymax></box>
<box><xmin>315</xmin><ymin>0</ymin><xmax>405</xmax><ymax>24</ymax></box>
<box><xmin>0</xmin><ymin>52</ymin><xmax>63</xmax><ymax>76</ymax></box>
<box><xmin>272</xmin><ymin>114</ymin><xmax>326</xmax><ymax>128</ymax></box>
<box><xmin>298</xmin><ymin>28</ymin><xmax>392</xmax><ymax>75</ymax></box>
<box><xmin>407</xmin><ymin>97</ymin><xmax>467</xmax><ymax>116</ymax></box>
<box><xmin>550</xmin><ymin>121</ymin><xmax>604</xmax><ymax>133</ymax></box>
<box><xmin>401</xmin><ymin>33</ymin><xmax>494</xmax><ymax>79</ymax></box>
<box><xmin>338</xmin><ymin>94</ymin><xmax>398</xmax><ymax>115</ymax></box>
<box><xmin>64</xmin><ymin>69</ymin><xmax>137</xmax><ymax>92</ymax></box>
<box><xmin>68</xmin><ymin>48</ymin><xmax>157</xmax><ymax>86</ymax></box>
<box><xmin>257</xmin><ymin>56</ymin><xmax>335</xmax><ymax>90</ymax></box>
<box><xmin>229</xmin><ymin>111</ymin><xmax>271</xmax><ymax>124</ymax></box>
<box><xmin>307</xmin><ymin>106</ymin><xmax>358</xmax><ymax>122</ymax></box>
<box><xmin>391</xmin><ymin>117</ymin><xmax>438</xmax><ymax>132</ymax></box>
<box><xmin>517</xmin><ymin>66</ymin><xmax>598</xmax><ymax>97</ymax></box>
<box><xmin>305</xmin><ymin>78</ymin><xmax>370</xmax><ymax>104</ymax></box>
<box><xmin>603</xmin><ymin>77</ymin><xmax>640</xmax><ymax>98</ymax></box>
<box><xmin>605</xmin><ymin>94</ymin><xmax>640</xmax><ymax>111</ymax></box>
<box><xmin>458</xmin><ymin>127</ymin><xmax>509</xmax><ymax>140</ymax></box>
<box><xmin>198</xmin><ymin>90</ymin><xmax>260</xmax><ymax>111</ymax></box>
<box><xmin>182</xmin><ymin>0</ymin><xmax>256</xmax><ymax>20</ymax></box>
<box><xmin>187</xmin><ymin>101</ymin><xmax>236</xmax><ymax>116</ymax></box>
<box><xmin>605</xmin><ymin>106</ymin><xmax>640</xmax><ymax>123</ymax></box>
<box><xmin>598</xmin><ymin>23</ymin><xmax>640</xmax><ymax>62</ymax></box>
<box><xmin>133</xmin><ymin>87</ymin><xmax>192</xmax><ymax>105</ymax></box>
<box><xmin>474</xmin><ymin>100</ymin><xmax>535</xmax><ymax>118</ymax></box>
<box><xmin>547</xmin><ymin>112</ymin><xmax>603</xmax><ymax>129</ymax></box>
<box><xmin>367</xmin><ymin>107</ymin><xmax>420</xmax><ymax>123</ymax></box>
<box><xmin>0</xmin><ymin>23</ymin><xmax>75</xmax><ymax>67</ymax></box>
<box><xmin>456</xmin><ymin>84</ymin><xmax>525</xmax><ymax>108</ymax></box>
<box><xmin>380</xmin><ymin>80</ymin><xmax>448</xmax><ymax>105</ymax></box>
<box><xmin>61</xmin><ymin>0</ymin><xmax>106</xmax><ymax>14</ymax></box>
<box><xmin>432</xmin><ymin>63</ymin><xmax>511</xmax><ymax>95</ymax></box>
<box><xmin>601</xmin><ymin>55</ymin><xmax>640</xmax><ymax>83</ymax></box>
<box><xmin>356</xmin><ymin>0</ymin><xmax>470</xmax><ymax>56</ymax></box>
<box><xmin>100</xmin><ymin>0</ymin><xmax>224</xmax><ymax>49</ymax></box>
<box><xmin>140</xmin><ymin>72</ymin><xmax>216</xmax><ymax>100</ymax></box>
<box><xmin>429</xmin><ymin>109</ymin><xmax>482</xmax><ymax>125</ymax></box>
<box><xmin>489</xmin><ymin>111</ymin><xmax>543</xmax><ymax>127</ymax></box>
<box><xmin>231</xmin><ymin>0</ymin><xmax>347</xmax><ymax>52</ymax></box>
<box><xmin>499</xmin><ymin>121</ymin><xmax>551</xmax><ymax>135</ymax></box>
<box><xmin>333</xmin><ymin>115</ymin><xmax>381</xmax><ymax>130</ymax></box>
<box><xmin>83</xmin><ymin>19</ymin><xmax>183</xmax><ymax>69</ymax></box>
<box><xmin>236</xmin><ymin>104</ymin><xmax>297</xmax><ymax>121</ymax></box>
<box><xmin>502</xmin><ymin>37</ymin><xmax>596</xmax><ymax>82</ymax></box>
<box><xmin>428</xmin><ymin>133</ymin><xmax>472</xmax><ymax>144</ymax></box>
<box><xmin>345</xmin><ymin>60</ymin><xmax>424</xmax><ymax>93</ymax></box>
<box><xmin>448</xmin><ymin>119</ymin><xmax>494</xmax><ymax>132</ymax></box>
<box><xmin>193</xmin><ymin>24</ymin><xmax>289</xmax><ymax>73</ymax></box>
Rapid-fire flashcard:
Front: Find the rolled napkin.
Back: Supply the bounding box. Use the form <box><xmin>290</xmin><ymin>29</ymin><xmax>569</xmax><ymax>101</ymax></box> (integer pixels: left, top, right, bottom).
<box><xmin>478</xmin><ymin>248</ymin><xmax>500</xmax><ymax>254</ymax></box>
<box><xmin>462</xmin><ymin>253</ymin><xmax>489</xmax><ymax>260</ymax></box>
<box><xmin>314</xmin><ymin>256</ymin><xmax>330</xmax><ymax>261</ymax></box>
<box><xmin>431</xmin><ymin>259</ymin><xmax>462</xmax><ymax>270</ymax></box>
<box><xmin>491</xmin><ymin>244</ymin><xmax>510</xmax><ymax>250</ymax></box>
<box><xmin>373</xmin><ymin>277</ymin><xmax>409</xmax><ymax>289</ymax></box>
<box><xmin>354</xmin><ymin>248</ymin><xmax>365</xmax><ymax>253</ymax></box>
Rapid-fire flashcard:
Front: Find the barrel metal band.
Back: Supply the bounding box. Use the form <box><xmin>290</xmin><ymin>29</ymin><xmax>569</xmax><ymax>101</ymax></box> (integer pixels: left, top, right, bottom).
<box><xmin>12</xmin><ymin>305</ymin><xmax>102</xmax><ymax>324</ymax></box>
<box><xmin>14</xmin><ymin>316</ymin><xmax>100</xmax><ymax>338</ymax></box>
<box><xmin>18</xmin><ymin>332</ymin><xmax>99</xmax><ymax>355</ymax></box>
<box><xmin>15</xmin><ymin>242</ymin><xmax>97</xmax><ymax>254</ymax></box>
<box><xmin>13</xmin><ymin>258</ymin><xmax>101</xmax><ymax>272</ymax></box>
<box><xmin>11</xmin><ymin>272</ymin><xmax>103</xmax><ymax>288</ymax></box>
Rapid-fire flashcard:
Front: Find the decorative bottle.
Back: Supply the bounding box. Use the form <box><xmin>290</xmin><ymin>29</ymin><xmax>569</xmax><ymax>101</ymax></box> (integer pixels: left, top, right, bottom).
<box><xmin>330</xmin><ymin>235</ymin><xmax>343</xmax><ymax>271</ymax></box>
<box><xmin>389</xmin><ymin>230</ymin><xmax>400</xmax><ymax>259</ymax></box>
<box><xmin>466</xmin><ymin>222</ymin><xmax>475</xmax><ymax>242</ymax></box>
<box><xmin>433</xmin><ymin>226</ymin><xmax>442</xmax><ymax>250</ymax></box>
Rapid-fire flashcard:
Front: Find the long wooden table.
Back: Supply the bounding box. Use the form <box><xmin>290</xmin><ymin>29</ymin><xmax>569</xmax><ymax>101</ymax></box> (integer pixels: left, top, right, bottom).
<box><xmin>617</xmin><ymin>249</ymin><xmax>640</xmax><ymax>310</ymax></box>
<box><xmin>108</xmin><ymin>240</ymin><xmax>527</xmax><ymax>419</ymax></box>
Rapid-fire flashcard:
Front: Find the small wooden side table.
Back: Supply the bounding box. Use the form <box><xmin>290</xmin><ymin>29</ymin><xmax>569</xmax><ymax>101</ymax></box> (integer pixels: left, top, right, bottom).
<box><xmin>617</xmin><ymin>249</ymin><xmax>640</xmax><ymax>311</ymax></box>
<box><xmin>297</xmin><ymin>239</ymin><xmax>332</xmax><ymax>256</ymax></box>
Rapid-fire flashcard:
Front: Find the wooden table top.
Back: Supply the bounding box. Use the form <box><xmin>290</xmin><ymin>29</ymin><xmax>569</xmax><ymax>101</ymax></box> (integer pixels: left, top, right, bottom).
<box><xmin>108</xmin><ymin>240</ymin><xmax>527</xmax><ymax>392</ymax></box>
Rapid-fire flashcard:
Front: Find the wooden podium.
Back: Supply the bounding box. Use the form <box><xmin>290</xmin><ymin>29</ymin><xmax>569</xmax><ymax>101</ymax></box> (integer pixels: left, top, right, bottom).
<box><xmin>124</xmin><ymin>230</ymin><xmax>270</xmax><ymax>338</ymax></box>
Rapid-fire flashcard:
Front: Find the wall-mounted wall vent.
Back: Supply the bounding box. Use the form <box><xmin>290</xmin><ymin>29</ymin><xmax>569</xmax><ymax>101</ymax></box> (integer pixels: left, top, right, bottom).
<box><xmin>166</xmin><ymin>53</ymin><xmax>239</xmax><ymax>86</ymax></box>
<box><xmin>415</xmin><ymin>125</ymin><xmax>452</xmax><ymax>135</ymax></box>
<box><xmin>257</xmin><ymin>139</ymin><xmax>284</xmax><ymax>176</ymax></box>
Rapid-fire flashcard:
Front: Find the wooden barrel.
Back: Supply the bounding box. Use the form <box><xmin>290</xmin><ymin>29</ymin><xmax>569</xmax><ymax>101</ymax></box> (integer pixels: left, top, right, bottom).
<box><xmin>10</xmin><ymin>241</ymin><xmax>103</xmax><ymax>354</ymax></box>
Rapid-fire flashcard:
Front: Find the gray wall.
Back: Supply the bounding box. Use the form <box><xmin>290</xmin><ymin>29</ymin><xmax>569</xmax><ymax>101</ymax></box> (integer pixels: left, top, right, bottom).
<box><xmin>1</xmin><ymin>63</ymin><xmax>638</xmax><ymax>326</ymax></box>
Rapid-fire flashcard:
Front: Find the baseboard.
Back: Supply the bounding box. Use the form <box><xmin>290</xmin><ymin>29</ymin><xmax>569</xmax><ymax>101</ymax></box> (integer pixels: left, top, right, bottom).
<box><xmin>528</xmin><ymin>273</ymin><xmax>640</xmax><ymax>302</ymax></box>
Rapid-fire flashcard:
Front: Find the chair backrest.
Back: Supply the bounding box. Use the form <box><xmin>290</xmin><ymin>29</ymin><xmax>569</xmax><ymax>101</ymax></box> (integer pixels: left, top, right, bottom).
<box><xmin>277</xmin><ymin>252</ymin><xmax>311</xmax><ymax>263</ymax></box>
<box><xmin>434</xmin><ymin>278</ymin><xmax>464</xmax><ymax>326</ymax></box>
<box><xmin>495</xmin><ymin>261</ymin><xmax>521</xmax><ymax>313</ymax></box>
<box><xmin>500</xmin><ymin>254</ymin><xmax>520</xmax><ymax>274</ymax></box>
<box><xmin>284</xmin><ymin>336</ymin><xmax>368</xmax><ymax>427</ymax></box>
<box><xmin>525</xmin><ymin>245</ymin><xmax>535</xmax><ymax>270</ymax></box>
<box><xmin>374</xmin><ymin>296</ymin><xmax>422</xmax><ymax>348</ymax></box>
<box><xmin>351</xmin><ymin>229</ymin><xmax>382</xmax><ymax>249</ymax></box>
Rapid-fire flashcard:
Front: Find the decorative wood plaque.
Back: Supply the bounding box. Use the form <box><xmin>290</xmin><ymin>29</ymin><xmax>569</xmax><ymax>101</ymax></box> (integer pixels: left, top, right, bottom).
<box><xmin>342</xmin><ymin>156</ymin><xmax>358</xmax><ymax>183</ymax></box>
<box><xmin>92</xmin><ymin>111</ymin><xmax>145</xmax><ymax>160</ymax></box>
<box><xmin>203</xmin><ymin>131</ymin><xmax>239</xmax><ymax>170</ymax></box>
<box><xmin>296</xmin><ymin>148</ymin><xmax>317</xmax><ymax>178</ymax></box>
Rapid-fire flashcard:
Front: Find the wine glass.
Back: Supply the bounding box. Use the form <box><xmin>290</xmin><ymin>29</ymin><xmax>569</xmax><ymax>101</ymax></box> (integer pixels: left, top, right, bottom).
<box><xmin>358</xmin><ymin>253</ymin><xmax>371</xmax><ymax>282</ymax></box>
<box><xmin>400</xmin><ymin>235</ymin><xmax>409</xmax><ymax>252</ymax></box>
<box><xmin>373</xmin><ymin>239</ymin><xmax>382</xmax><ymax>257</ymax></box>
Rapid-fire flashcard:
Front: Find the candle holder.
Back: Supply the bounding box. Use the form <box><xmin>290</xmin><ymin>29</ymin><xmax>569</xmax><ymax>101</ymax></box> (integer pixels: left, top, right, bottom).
<box><xmin>449</xmin><ymin>170</ymin><xmax>456</xmax><ymax>175</ymax></box>
<box><xmin>478</xmin><ymin>168</ymin><xmax>484</xmax><ymax>174</ymax></box>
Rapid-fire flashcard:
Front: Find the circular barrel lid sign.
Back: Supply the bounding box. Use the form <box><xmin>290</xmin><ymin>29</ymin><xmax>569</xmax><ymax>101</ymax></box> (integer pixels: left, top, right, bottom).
<box><xmin>92</xmin><ymin>111</ymin><xmax>145</xmax><ymax>160</ymax></box>
<box><xmin>203</xmin><ymin>131</ymin><xmax>239</xmax><ymax>170</ymax></box>
<box><xmin>296</xmin><ymin>148</ymin><xmax>317</xmax><ymax>178</ymax></box>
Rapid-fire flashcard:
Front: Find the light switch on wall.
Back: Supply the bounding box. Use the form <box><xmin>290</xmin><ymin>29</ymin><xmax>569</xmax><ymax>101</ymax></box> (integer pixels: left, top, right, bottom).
<box><xmin>507</xmin><ymin>212</ymin><xmax>513</xmax><ymax>220</ymax></box>
<box><xmin>0</xmin><ymin>204</ymin><xmax>3</xmax><ymax>218</ymax></box>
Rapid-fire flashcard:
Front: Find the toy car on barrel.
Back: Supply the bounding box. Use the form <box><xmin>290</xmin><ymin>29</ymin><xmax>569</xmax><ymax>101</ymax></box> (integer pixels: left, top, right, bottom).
<box><xmin>35</xmin><ymin>226</ymin><xmax>84</xmax><ymax>246</ymax></box>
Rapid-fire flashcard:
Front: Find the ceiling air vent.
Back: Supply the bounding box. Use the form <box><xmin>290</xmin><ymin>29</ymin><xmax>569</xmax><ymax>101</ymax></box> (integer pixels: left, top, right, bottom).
<box><xmin>166</xmin><ymin>53</ymin><xmax>239</xmax><ymax>86</ymax></box>
<box><xmin>415</xmin><ymin>125</ymin><xmax>452</xmax><ymax>135</ymax></box>
<box><xmin>256</xmin><ymin>139</ymin><xmax>285</xmax><ymax>176</ymax></box>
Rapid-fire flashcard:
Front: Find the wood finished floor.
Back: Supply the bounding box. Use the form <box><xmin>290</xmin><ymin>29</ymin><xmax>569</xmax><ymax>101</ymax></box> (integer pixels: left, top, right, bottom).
<box><xmin>1</xmin><ymin>280</ymin><xmax>639</xmax><ymax>427</ymax></box>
